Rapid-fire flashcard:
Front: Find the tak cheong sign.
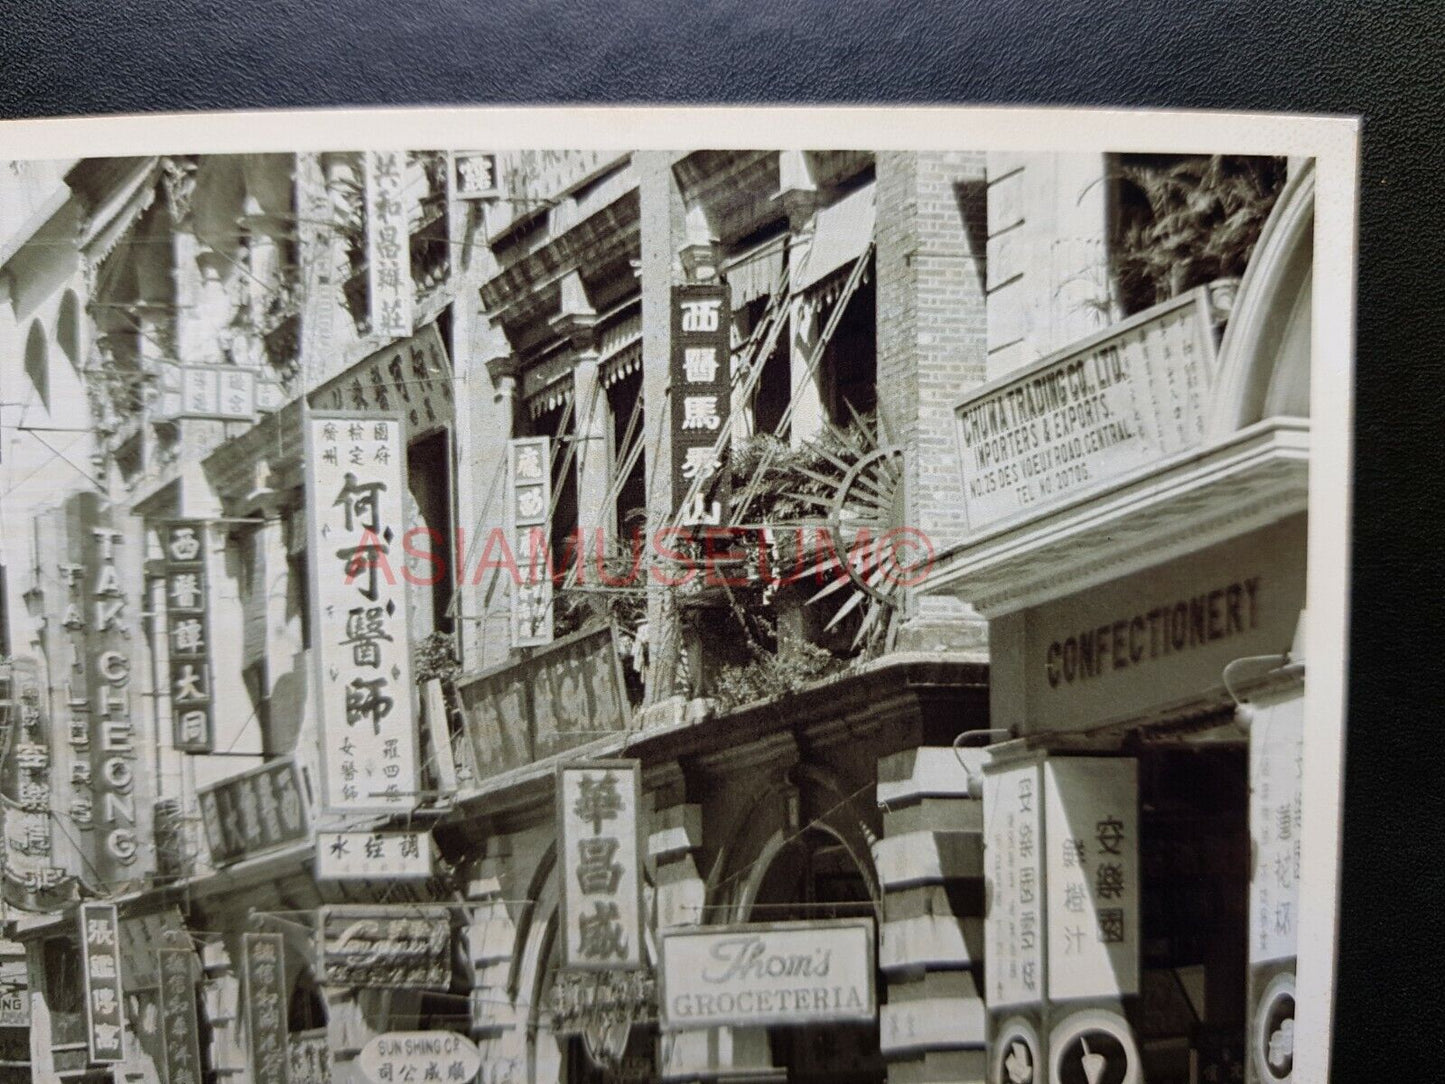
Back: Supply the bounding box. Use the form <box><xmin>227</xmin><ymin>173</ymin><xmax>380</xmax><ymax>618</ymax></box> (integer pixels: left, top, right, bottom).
<box><xmin>670</xmin><ymin>283</ymin><xmax>732</xmax><ymax>523</ymax></box>
<box><xmin>162</xmin><ymin>521</ymin><xmax>214</xmax><ymax>753</ymax></box>
<box><xmin>557</xmin><ymin>761</ymin><xmax>643</xmax><ymax>971</ymax></box>
<box><xmin>306</xmin><ymin>413</ymin><xmax>418</xmax><ymax>815</ymax></box>
<box><xmin>659</xmin><ymin>919</ymin><xmax>876</xmax><ymax>1030</ymax></box>
<box><xmin>955</xmin><ymin>288</ymin><xmax>1218</xmax><ymax>533</ymax></box>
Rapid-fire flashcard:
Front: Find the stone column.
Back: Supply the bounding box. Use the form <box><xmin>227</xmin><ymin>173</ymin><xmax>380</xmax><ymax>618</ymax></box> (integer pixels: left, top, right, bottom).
<box><xmin>778</xmin><ymin>151</ymin><xmax>824</xmax><ymax>448</ymax></box>
<box><xmin>875</xmin><ymin>150</ymin><xmax>990</xmax><ymax>655</ymax></box>
<box><xmin>875</xmin><ymin>746</ymin><xmax>989</xmax><ymax>1084</ymax></box>
<box><xmin>460</xmin><ymin>350</ymin><xmax>519</xmax><ymax>673</ymax></box>
<box><xmin>638</xmin><ymin>152</ymin><xmax>685</xmax><ymax>708</ymax></box>
<box><xmin>467</xmin><ymin>847</ymin><xmax>527</xmax><ymax>1084</ymax></box>
<box><xmin>552</xmin><ymin>269</ymin><xmax>609</xmax><ymax>546</ymax></box>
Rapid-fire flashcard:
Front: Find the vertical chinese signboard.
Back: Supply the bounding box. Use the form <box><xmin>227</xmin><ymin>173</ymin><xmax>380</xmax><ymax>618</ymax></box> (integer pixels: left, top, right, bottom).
<box><xmin>305</xmin><ymin>413</ymin><xmax>418</xmax><ymax>816</ymax></box>
<box><xmin>79</xmin><ymin>902</ymin><xmax>124</xmax><ymax>1064</ymax></box>
<box><xmin>1</xmin><ymin>657</ymin><xmax>70</xmax><ymax>908</ymax></box>
<box><xmin>983</xmin><ymin>757</ymin><xmax>1046</xmax><ymax>1084</ymax></box>
<box><xmin>365</xmin><ymin>151</ymin><xmax>413</xmax><ymax>339</ymax></box>
<box><xmin>242</xmin><ymin>932</ymin><xmax>290</xmax><ymax>1084</ymax></box>
<box><xmin>509</xmin><ymin>436</ymin><xmax>554</xmax><ymax>647</ymax></box>
<box><xmin>557</xmin><ymin>760</ymin><xmax>643</xmax><ymax>971</ymax></box>
<box><xmin>1042</xmin><ymin>758</ymin><xmax>1141</xmax><ymax>1084</ymax></box>
<box><xmin>1043</xmin><ymin>758</ymin><xmax>1139</xmax><ymax>1001</ymax></box>
<box><xmin>452</xmin><ymin>151</ymin><xmax>500</xmax><ymax>199</ymax></box>
<box><xmin>162</xmin><ymin>521</ymin><xmax>214</xmax><ymax>753</ymax></box>
<box><xmin>670</xmin><ymin>284</ymin><xmax>732</xmax><ymax>524</ymax></box>
<box><xmin>157</xmin><ymin>949</ymin><xmax>203</xmax><ymax>1084</ymax></box>
<box><xmin>1247</xmin><ymin>691</ymin><xmax>1303</xmax><ymax>1084</ymax></box>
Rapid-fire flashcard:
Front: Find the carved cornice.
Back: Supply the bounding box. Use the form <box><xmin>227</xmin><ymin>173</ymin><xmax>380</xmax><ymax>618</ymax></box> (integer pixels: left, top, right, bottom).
<box><xmin>927</xmin><ymin>419</ymin><xmax>1310</xmax><ymax>617</ymax></box>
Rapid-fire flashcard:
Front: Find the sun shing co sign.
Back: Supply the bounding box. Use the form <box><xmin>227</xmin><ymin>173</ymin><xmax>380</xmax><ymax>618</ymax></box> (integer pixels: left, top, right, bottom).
<box><xmin>659</xmin><ymin>919</ymin><xmax>876</xmax><ymax>1030</ymax></box>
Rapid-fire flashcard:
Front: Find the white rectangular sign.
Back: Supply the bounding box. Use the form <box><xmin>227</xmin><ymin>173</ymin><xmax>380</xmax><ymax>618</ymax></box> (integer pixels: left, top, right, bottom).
<box><xmin>1249</xmin><ymin>693</ymin><xmax>1304</xmax><ymax>965</ymax></box>
<box><xmin>983</xmin><ymin>758</ymin><xmax>1045</xmax><ymax>1007</ymax></box>
<box><xmin>306</xmin><ymin>412</ymin><xmax>418</xmax><ymax>815</ymax></box>
<box><xmin>1044</xmin><ymin>758</ymin><xmax>1140</xmax><ymax>1001</ymax></box>
<box><xmin>316</xmin><ymin>830</ymin><xmax>435</xmax><ymax>881</ymax></box>
<box><xmin>955</xmin><ymin>288</ymin><xmax>1217</xmax><ymax>532</ymax></box>
<box><xmin>659</xmin><ymin>919</ymin><xmax>877</xmax><ymax>1030</ymax></box>
<box><xmin>365</xmin><ymin>150</ymin><xmax>414</xmax><ymax>338</ymax></box>
<box><xmin>556</xmin><ymin>760</ymin><xmax>643</xmax><ymax>971</ymax></box>
<box><xmin>510</xmin><ymin>436</ymin><xmax>554</xmax><ymax>647</ymax></box>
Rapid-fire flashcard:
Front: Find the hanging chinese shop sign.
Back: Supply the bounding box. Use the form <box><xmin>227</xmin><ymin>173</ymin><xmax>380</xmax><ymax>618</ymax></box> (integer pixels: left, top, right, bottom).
<box><xmin>1043</xmin><ymin>758</ymin><xmax>1139</xmax><ymax>1002</ymax></box>
<box><xmin>670</xmin><ymin>283</ymin><xmax>732</xmax><ymax>524</ymax></box>
<box><xmin>954</xmin><ymin>287</ymin><xmax>1219</xmax><ymax>534</ymax></box>
<box><xmin>658</xmin><ymin>919</ymin><xmax>877</xmax><ymax>1030</ymax></box>
<box><xmin>161</xmin><ymin>521</ymin><xmax>214</xmax><ymax>753</ymax></box>
<box><xmin>359</xmin><ymin>1031</ymin><xmax>482</xmax><ymax>1084</ymax></box>
<box><xmin>305</xmin><ymin>413</ymin><xmax>419</xmax><ymax>816</ymax></box>
<box><xmin>509</xmin><ymin>435</ymin><xmax>554</xmax><ymax>647</ymax></box>
<box><xmin>242</xmin><ymin>932</ymin><xmax>291</xmax><ymax>1084</ymax></box>
<box><xmin>308</xmin><ymin>322</ymin><xmax>454</xmax><ymax>439</ymax></box>
<box><xmin>197</xmin><ymin>758</ymin><xmax>309</xmax><ymax>867</ymax></box>
<box><xmin>318</xmin><ymin>905</ymin><xmax>452</xmax><ymax>989</ymax></box>
<box><xmin>365</xmin><ymin>151</ymin><xmax>414</xmax><ymax>339</ymax></box>
<box><xmin>0</xmin><ymin>656</ymin><xmax>70</xmax><ymax>908</ymax></box>
<box><xmin>457</xmin><ymin>624</ymin><xmax>631</xmax><ymax>781</ymax></box>
<box><xmin>80</xmin><ymin>902</ymin><xmax>125</xmax><ymax>1063</ymax></box>
<box><xmin>157</xmin><ymin>949</ymin><xmax>203</xmax><ymax>1084</ymax></box>
<box><xmin>983</xmin><ymin>757</ymin><xmax>1045</xmax><ymax>1008</ymax></box>
<box><xmin>71</xmin><ymin>490</ymin><xmax>152</xmax><ymax>886</ymax></box>
<box><xmin>1249</xmin><ymin>693</ymin><xmax>1303</xmax><ymax>968</ymax></box>
<box><xmin>451</xmin><ymin>151</ymin><xmax>500</xmax><ymax>199</ymax></box>
<box><xmin>557</xmin><ymin>760</ymin><xmax>643</xmax><ymax>971</ymax></box>
<box><xmin>316</xmin><ymin>830</ymin><xmax>435</xmax><ymax>881</ymax></box>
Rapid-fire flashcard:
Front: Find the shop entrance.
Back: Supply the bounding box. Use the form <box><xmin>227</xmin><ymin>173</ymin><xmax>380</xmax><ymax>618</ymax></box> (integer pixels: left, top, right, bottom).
<box><xmin>750</xmin><ymin>827</ymin><xmax>885</xmax><ymax>1084</ymax></box>
<box><xmin>1135</xmin><ymin>744</ymin><xmax>1250</xmax><ymax>1083</ymax></box>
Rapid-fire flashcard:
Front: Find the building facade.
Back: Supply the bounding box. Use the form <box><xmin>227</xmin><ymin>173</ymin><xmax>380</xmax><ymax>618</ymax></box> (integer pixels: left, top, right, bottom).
<box><xmin>0</xmin><ymin>144</ymin><xmax>1306</xmax><ymax>1084</ymax></box>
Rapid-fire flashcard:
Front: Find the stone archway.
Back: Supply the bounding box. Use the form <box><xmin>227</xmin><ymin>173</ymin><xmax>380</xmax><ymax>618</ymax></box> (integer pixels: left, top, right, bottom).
<box><xmin>1206</xmin><ymin>160</ymin><xmax>1315</xmax><ymax>439</ymax></box>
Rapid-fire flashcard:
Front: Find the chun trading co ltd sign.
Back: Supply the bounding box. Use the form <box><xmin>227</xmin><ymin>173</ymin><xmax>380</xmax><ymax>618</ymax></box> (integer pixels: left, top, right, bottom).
<box><xmin>658</xmin><ymin>919</ymin><xmax>876</xmax><ymax>1030</ymax></box>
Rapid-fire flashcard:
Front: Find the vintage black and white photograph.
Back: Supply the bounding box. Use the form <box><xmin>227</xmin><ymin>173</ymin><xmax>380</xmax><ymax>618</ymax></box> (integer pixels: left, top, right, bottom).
<box><xmin>0</xmin><ymin>107</ymin><xmax>1357</xmax><ymax>1084</ymax></box>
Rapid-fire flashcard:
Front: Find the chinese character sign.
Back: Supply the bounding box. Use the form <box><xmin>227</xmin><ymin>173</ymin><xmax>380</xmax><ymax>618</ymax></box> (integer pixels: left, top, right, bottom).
<box><xmin>1</xmin><ymin>656</ymin><xmax>70</xmax><ymax>908</ymax></box>
<box><xmin>157</xmin><ymin>949</ymin><xmax>203</xmax><ymax>1084</ymax></box>
<box><xmin>670</xmin><ymin>284</ymin><xmax>732</xmax><ymax>524</ymax></box>
<box><xmin>557</xmin><ymin>761</ymin><xmax>643</xmax><ymax>971</ymax></box>
<box><xmin>316</xmin><ymin>830</ymin><xmax>434</xmax><ymax>881</ymax></box>
<box><xmin>510</xmin><ymin>436</ymin><xmax>554</xmax><ymax>648</ymax></box>
<box><xmin>306</xmin><ymin>413</ymin><xmax>418</xmax><ymax>815</ymax></box>
<box><xmin>197</xmin><ymin>758</ymin><xmax>309</xmax><ymax>867</ymax></box>
<box><xmin>317</xmin><ymin>906</ymin><xmax>452</xmax><ymax>989</ymax></box>
<box><xmin>365</xmin><ymin>151</ymin><xmax>413</xmax><ymax>339</ymax></box>
<box><xmin>452</xmin><ymin>152</ymin><xmax>499</xmax><ymax>199</ymax></box>
<box><xmin>242</xmin><ymin>933</ymin><xmax>290</xmax><ymax>1084</ymax></box>
<box><xmin>1044</xmin><ymin>758</ymin><xmax>1140</xmax><ymax>1001</ymax></box>
<box><xmin>163</xmin><ymin>521</ymin><xmax>214</xmax><ymax>753</ymax></box>
<box><xmin>983</xmin><ymin>759</ymin><xmax>1044</xmax><ymax>1007</ymax></box>
<box><xmin>1249</xmin><ymin>694</ymin><xmax>1304</xmax><ymax>966</ymax></box>
<box><xmin>79</xmin><ymin>902</ymin><xmax>125</xmax><ymax>1064</ymax></box>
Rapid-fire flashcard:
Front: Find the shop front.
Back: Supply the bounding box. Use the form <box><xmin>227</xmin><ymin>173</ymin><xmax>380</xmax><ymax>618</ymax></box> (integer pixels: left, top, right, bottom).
<box><xmin>929</xmin><ymin>162</ymin><xmax>1314</xmax><ymax>1084</ymax></box>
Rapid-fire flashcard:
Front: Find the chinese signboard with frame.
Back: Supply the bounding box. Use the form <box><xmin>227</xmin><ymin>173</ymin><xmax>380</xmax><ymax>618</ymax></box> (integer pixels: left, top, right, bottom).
<box><xmin>556</xmin><ymin>759</ymin><xmax>644</xmax><ymax>972</ymax></box>
<box><xmin>161</xmin><ymin>520</ymin><xmax>214</xmax><ymax>753</ymax></box>
<box><xmin>669</xmin><ymin>282</ymin><xmax>732</xmax><ymax>523</ymax></box>
<box><xmin>79</xmin><ymin>902</ymin><xmax>124</xmax><ymax>1064</ymax></box>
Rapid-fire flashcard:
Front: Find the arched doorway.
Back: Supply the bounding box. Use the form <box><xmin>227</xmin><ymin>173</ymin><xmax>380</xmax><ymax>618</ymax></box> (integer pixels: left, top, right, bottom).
<box><xmin>747</xmin><ymin>825</ymin><xmax>886</xmax><ymax>1084</ymax></box>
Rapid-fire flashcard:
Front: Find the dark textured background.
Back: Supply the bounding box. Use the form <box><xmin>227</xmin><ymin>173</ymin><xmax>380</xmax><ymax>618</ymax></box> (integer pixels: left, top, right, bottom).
<box><xmin>1</xmin><ymin>1</ymin><xmax>1440</xmax><ymax>1076</ymax></box>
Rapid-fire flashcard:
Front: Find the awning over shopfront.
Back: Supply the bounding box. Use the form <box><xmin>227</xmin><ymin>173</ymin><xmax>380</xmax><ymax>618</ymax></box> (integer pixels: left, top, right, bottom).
<box><xmin>794</xmin><ymin>182</ymin><xmax>876</xmax><ymax>297</ymax></box>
